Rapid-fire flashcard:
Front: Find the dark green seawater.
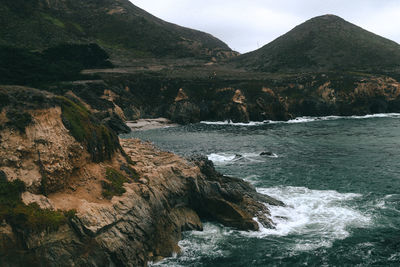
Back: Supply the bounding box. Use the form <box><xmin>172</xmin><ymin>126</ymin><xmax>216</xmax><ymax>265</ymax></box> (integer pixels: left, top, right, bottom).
<box><xmin>121</xmin><ymin>115</ymin><xmax>400</xmax><ymax>266</ymax></box>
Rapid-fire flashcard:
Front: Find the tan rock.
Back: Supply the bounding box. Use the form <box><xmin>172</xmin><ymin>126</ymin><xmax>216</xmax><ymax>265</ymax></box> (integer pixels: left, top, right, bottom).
<box><xmin>232</xmin><ymin>89</ymin><xmax>246</xmax><ymax>104</ymax></box>
<box><xmin>174</xmin><ymin>88</ymin><xmax>189</xmax><ymax>102</ymax></box>
<box><xmin>318</xmin><ymin>81</ymin><xmax>337</xmax><ymax>103</ymax></box>
<box><xmin>21</xmin><ymin>192</ymin><xmax>55</xmax><ymax>210</ymax></box>
<box><xmin>0</xmin><ymin>106</ymin><xmax>90</xmax><ymax>192</ymax></box>
<box><xmin>262</xmin><ymin>87</ymin><xmax>275</xmax><ymax>96</ymax></box>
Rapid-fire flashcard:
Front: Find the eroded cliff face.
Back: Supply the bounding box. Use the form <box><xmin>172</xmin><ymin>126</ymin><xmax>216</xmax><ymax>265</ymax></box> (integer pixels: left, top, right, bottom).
<box><xmin>283</xmin><ymin>75</ymin><xmax>400</xmax><ymax>117</ymax></box>
<box><xmin>0</xmin><ymin>86</ymin><xmax>281</xmax><ymax>266</ymax></box>
<box><xmin>0</xmin><ymin>106</ymin><xmax>89</xmax><ymax>193</ymax></box>
<box><xmin>70</xmin><ymin>70</ymin><xmax>400</xmax><ymax>125</ymax></box>
<box><xmin>179</xmin><ymin>74</ymin><xmax>400</xmax><ymax>121</ymax></box>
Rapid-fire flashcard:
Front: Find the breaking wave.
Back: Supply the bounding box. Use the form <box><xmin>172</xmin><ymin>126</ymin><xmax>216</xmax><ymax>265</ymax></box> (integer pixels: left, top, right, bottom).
<box><xmin>200</xmin><ymin>113</ymin><xmax>400</xmax><ymax>126</ymax></box>
<box><xmin>208</xmin><ymin>152</ymin><xmax>278</xmax><ymax>164</ymax></box>
<box><xmin>248</xmin><ymin>186</ymin><xmax>372</xmax><ymax>250</ymax></box>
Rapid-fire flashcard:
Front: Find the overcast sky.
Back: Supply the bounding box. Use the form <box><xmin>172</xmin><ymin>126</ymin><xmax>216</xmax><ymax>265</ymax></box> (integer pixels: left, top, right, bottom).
<box><xmin>129</xmin><ymin>0</ymin><xmax>400</xmax><ymax>54</ymax></box>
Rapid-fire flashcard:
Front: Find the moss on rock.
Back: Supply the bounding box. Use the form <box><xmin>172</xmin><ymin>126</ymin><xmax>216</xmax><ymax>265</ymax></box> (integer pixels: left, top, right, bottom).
<box><xmin>57</xmin><ymin>96</ymin><xmax>119</xmax><ymax>162</ymax></box>
<box><xmin>0</xmin><ymin>174</ymin><xmax>68</xmax><ymax>233</ymax></box>
<box><xmin>101</xmin><ymin>168</ymin><xmax>130</xmax><ymax>199</ymax></box>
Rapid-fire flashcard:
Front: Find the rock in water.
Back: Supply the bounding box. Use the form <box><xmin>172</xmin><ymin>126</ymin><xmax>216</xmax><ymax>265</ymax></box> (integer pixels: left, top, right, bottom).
<box><xmin>260</xmin><ymin>151</ymin><xmax>273</xmax><ymax>156</ymax></box>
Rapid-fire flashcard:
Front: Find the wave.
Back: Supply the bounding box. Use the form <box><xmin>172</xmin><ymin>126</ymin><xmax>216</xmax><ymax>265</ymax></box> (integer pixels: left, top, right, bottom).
<box><xmin>207</xmin><ymin>152</ymin><xmax>278</xmax><ymax>164</ymax></box>
<box><xmin>151</xmin><ymin>187</ymin><xmax>373</xmax><ymax>265</ymax></box>
<box><xmin>200</xmin><ymin>113</ymin><xmax>400</xmax><ymax>126</ymax></box>
<box><xmin>200</xmin><ymin>120</ymin><xmax>265</xmax><ymax>126</ymax></box>
<box><xmin>150</xmin><ymin>223</ymin><xmax>233</xmax><ymax>267</ymax></box>
<box><xmin>245</xmin><ymin>186</ymin><xmax>372</xmax><ymax>251</ymax></box>
<box><xmin>207</xmin><ymin>153</ymin><xmax>237</xmax><ymax>163</ymax></box>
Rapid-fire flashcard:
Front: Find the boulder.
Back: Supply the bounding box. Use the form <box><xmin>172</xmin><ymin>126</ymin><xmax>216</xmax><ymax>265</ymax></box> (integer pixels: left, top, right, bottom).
<box><xmin>260</xmin><ymin>151</ymin><xmax>273</xmax><ymax>156</ymax></box>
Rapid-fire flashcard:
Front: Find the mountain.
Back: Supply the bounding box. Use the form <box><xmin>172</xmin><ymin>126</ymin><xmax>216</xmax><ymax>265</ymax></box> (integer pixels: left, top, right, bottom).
<box><xmin>234</xmin><ymin>15</ymin><xmax>400</xmax><ymax>73</ymax></box>
<box><xmin>0</xmin><ymin>0</ymin><xmax>234</xmax><ymax>60</ymax></box>
<box><xmin>2</xmin><ymin>5</ymin><xmax>400</xmax><ymax>124</ymax></box>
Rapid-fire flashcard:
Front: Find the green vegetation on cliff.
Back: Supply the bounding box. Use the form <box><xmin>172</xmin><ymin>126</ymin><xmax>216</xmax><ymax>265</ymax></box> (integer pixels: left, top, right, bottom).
<box><xmin>57</xmin><ymin>96</ymin><xmax>119</xmax><ymax>163</ymax></box>
<box><xmin>0</xmin><ymin>171</ymin><xmax>68</xmax><ymax>233</ymax></box>
<box><xmin>101</xmin><ymin>168</ymin><xmax>130</xmax><ymax>199</ymax></box>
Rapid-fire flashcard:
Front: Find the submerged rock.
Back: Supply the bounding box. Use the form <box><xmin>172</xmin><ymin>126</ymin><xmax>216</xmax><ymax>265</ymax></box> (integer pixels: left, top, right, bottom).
<box><xmin>260</xmin><ymin>151</ymin><xmax>273</xmax><ymax>156</ymax></box>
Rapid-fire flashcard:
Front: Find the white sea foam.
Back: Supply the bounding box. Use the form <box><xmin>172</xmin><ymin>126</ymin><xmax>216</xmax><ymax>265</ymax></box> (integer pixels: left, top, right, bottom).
<box><xmin>207</xmin><ymin>152</ymin><xmax>277</xmax><ymax>164</ymax></box>
<box><xmin>200</xmin><ymin>113</ymin><xmax>400</xmax><ymax>126</ymax></box>
<box><xmin>372</xmin><ymin>194</ymin><xmax>400</xmax><ymax>214</ymax></box>
<box><xmin>200</xmin><ymin>120</ymin><xmax>265</xmax><ymax>126</ymax></box>
<box><xmin>150</xmin><ymin>186</ymin><xmax>373</xmax><ymax>266</ymax></box>
<box><xmin>149</xmin><ymin>223</ymin><xmax>232</xmax><ymax>267</ymax></box>
<box><xmin>207</xmin><ymin>153</ymin><xmax>237</xmax><ymax>163</ymax></box>
<box><xmin>246</xmin><ymin>186</ymin><xmax>372</xmax><ymax>250</ymax></box>
<box><xmin>243</xmin><ymin>174</ymin><xmax>261</xmax><ymax>184</ymax></box>
<box><xmin>349</xmin><ymin>113</ymin><xmax>400</xmax><ymax>119</ymax></box>
<box><xmin>265</xmin><ymin>152</ymin><xmax>279</xmax><ymax>158</ymax></box>
<box><xmin>177</xmin><ymin>223</ymin><xmax>232</xmax><ymax>258</ymax></box>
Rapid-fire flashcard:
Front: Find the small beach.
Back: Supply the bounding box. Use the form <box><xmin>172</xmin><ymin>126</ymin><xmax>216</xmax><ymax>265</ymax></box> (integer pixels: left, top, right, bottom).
<box><xmin>126</xmin><ymin>118</ymin><xmax>178</xmax><ymax>131</ymax></box>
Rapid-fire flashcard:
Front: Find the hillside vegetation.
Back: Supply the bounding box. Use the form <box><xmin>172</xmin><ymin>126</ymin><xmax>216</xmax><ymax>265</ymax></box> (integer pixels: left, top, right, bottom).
<box><xmin>234</xmin><ymin>15</ymin><xmax>400</xmax><ymax>73</ymax></box>
<box><xmin>0</xmin><ymin>0</ymin><xmax>234</xmax><ymax>61</ymax></box>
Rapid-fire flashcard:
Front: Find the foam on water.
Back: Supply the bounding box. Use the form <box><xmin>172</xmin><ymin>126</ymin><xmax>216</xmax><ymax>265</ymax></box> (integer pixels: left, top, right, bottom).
<box><xmin>150</xmin><ymin>223</ymin><xmax>232</xmax><ymax>267</ymax></box>
<box><xmin>200</xmin><ymin>113</ymin><xmax>400</xmax><ymax>126</ymax></box>
<box><xmin>243</xmin><ymin>174</ymin><xmax>261</xmax><ymax>184</ymax></box>
<box><xmin>151</xmin><ymin>186</ymin><xmax>373</xmax><ymax>266</ymax></box>
<box><xmin>371</xmin><ymin>194</ymin><xmax>400</xmax><ymax>216</ymax></box>
<box><xmin>200</xmin><ymin>120</ymin><xmax>265</xmax><ymax>126</ymax></box>
<box><xmin>207</xmin><ymin>152</ymin><xmax>278</xmax><ymax>165</ymax></box>
<box><xmin>207</xmin><ymin>153</ymin><xmax>237</xmax><ymax>163</ymax></box>
<box><xmin>249</xmin><ymin>186</ymin><xmax>372</xmax><ymax>250</ymax></box>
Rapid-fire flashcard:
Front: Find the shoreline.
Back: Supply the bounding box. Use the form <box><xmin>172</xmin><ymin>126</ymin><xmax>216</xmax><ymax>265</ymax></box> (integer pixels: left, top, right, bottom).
<box><xmin>126</xmin><ymin>118</ymin><xmax>179</xmax><ymax>131</ymax></box>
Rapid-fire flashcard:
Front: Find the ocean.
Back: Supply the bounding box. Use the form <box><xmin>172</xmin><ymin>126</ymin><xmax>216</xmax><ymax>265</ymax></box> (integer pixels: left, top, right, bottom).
<box><xmin>121</xmin><ymin>114</ymin><xmax>400</xmax><ymax>266</ymax></box>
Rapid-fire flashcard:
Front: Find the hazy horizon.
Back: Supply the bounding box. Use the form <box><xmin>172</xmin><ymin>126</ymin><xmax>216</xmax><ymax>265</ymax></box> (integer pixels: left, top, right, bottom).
<box><xmin>130</xmin><ymin>0</ymin><xmax>400</xmax><ymax>53</ymax></box>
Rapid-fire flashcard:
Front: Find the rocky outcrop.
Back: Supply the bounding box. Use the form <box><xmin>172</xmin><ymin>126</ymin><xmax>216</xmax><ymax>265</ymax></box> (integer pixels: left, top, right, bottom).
<box><xmin>0</xmin><ymin>138</ymin><xmax>282</xmax><ymax>266</ymax></box>
<box><xmin>174</xmin><ymin>88</ymin><xmax>189</xmax><ymax>102</ymax></box>
<box><xmin>0</xmin><ymin>105</ymin><xmax>89</xmax><ymax>193</ymax></box>
<box><xmin>83</xmin><ymin>70</ymin><xmax>400</xmax><ymax>125</ymax></box>
<box><xmin>168</xmin><ymin>99</ymin><xmax>201</xmax><ymax>124</ymax></box>
<box><xmin>102</xmin><ymin>112</ymin><xmax>131</xmax><ymax>134</ymax></box>
<box><xmin>284</xmin><ymin>74</ymin><xmax>400</xmax><ymax>117</ymax></box>
<box><xmin>0</xmin><ymin>86</ymin><xmax>282</xmax><ymax>266</ymax></box>
<box><xmin>188</xmin><ymin>155</ymin><xmax>283</xmax><ymax>228</ymax></box>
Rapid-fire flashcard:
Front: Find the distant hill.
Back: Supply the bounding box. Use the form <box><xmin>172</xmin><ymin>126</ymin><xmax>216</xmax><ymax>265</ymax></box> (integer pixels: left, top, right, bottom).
<box><xmin>234</xmin><ymin>15</ymin><xmax>400</xmax><ymax>73</ymax></box>
<box><xmin>0</xmin><ymin>0</ymin><xmax>234</xmax><ymax>60</ymax></box>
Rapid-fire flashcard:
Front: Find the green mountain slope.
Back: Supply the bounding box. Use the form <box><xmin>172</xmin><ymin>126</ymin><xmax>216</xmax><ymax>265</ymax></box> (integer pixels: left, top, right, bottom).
<box><xmin>234</xmin><ymin>15</ymin><xmax>400</xmax><ymax>73</ymax></box>
<box><xmin>0</xmin><ymin>0</ymin><xmax>234</xmax><ymax>60</ymax></box>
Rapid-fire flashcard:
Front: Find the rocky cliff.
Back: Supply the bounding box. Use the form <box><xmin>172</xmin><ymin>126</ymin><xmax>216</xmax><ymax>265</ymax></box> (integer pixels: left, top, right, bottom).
<box><xmin>0</xmin><ymin>86</ymin><xmax>282</xmax><ymax>266</ymax></box>
<box><xmin>63</xmin><ymin>69</ymin><xmax>400</xmax><ymax>124</ymax></box>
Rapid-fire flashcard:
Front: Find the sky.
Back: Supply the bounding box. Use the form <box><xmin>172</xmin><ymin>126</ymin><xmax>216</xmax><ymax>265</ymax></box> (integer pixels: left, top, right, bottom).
<box><xmin>129</xmin><ymin>0</ymin><xmax>400</xmax><ymax>54</ymax></box>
